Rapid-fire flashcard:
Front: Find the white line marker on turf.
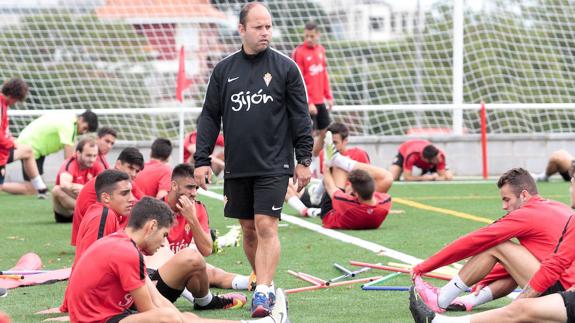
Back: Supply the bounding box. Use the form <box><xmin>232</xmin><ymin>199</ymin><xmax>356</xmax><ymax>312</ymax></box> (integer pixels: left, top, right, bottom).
<box><xmin>199</xmin><ymin>189</ymin><xmax>423</xmax><ymax>265</ymax></box>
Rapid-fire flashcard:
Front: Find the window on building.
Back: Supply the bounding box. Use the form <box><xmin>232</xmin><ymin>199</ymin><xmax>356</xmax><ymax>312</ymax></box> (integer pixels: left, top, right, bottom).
<box><xmin>369</xmin><ymin>16</ymin><xmax>385</xmax><ymax>31</ymax></box>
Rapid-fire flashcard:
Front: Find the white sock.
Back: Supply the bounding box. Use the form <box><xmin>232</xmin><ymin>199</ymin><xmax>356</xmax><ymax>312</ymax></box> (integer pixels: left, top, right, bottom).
<box><xmin>433</xmin><ymin>314</ymin><xmax>471</xmax><ymax>323</ymax></box>
<box><xmin>332</xmin><ymin>154</ymin><xmax>357</xmax><ymax>172</ymax></box>
<box><xmin>231</xmin><ymin>275</ymin><xmax>250</xmax><ymax>290</ymax></box>
<box><xmin>458</xmin><ymin>286</ymin><xmax>493</xmax><ymax>308</ymax></box>
<box><xmin>30</xmin><ymin>176</ymin><xmax>47</xmax><ymax>191</ymax></box>
<box><xmin>254</xmin><ymin>284</ymin><xmax>270</xmax><ymax>295</ymax></box>
<box><xmin>269</xmin><ymin>282</ymin><xmax>275</xmax><ymax>296</ymax></box>
<box><xmin>193</xmin><ymin>291</ymin><xmax>213</xmax><ymax>306</ymax></box>
<box><xmin>287</xmin><ymin>196</ymin><xmax>307</xmax><ymax>215</ymax></box>
<box><xmin>438</xmin><ymin>275</ymin><xmax>468</xmax><ymax>308</ymax></box>
<box><xmin>181</xmin><ymin>288</ymin><xmax>194</xmax><ymax>303</ymax></box>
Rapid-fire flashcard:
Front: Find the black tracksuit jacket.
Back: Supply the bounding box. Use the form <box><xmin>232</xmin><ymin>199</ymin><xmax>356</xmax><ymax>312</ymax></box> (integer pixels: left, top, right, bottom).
<box><xmin>194</xmin><ymin>46</ymin><xmax>313</xmax><ymax>179</ymax></box>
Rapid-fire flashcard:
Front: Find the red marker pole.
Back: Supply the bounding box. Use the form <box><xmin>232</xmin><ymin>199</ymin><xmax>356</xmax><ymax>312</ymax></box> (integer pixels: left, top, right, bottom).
<box><xmin>480</xmin><ymin>102</ymin><xmax>488</xmax><ymax>179</ymax></box>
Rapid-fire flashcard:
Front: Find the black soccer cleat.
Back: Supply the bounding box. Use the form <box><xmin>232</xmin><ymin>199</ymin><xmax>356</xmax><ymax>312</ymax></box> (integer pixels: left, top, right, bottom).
<box><xmin>409</xmin><ymin>286</ymin><xmax>436</xmax><ymax>323</ymax></box>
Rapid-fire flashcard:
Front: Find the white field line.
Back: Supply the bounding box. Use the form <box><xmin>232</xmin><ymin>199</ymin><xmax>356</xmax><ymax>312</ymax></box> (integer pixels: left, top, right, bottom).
<box><xmin>199</xmin><ymin>189</ymin><xmax>422</xmax><ymax>265</ymax></box>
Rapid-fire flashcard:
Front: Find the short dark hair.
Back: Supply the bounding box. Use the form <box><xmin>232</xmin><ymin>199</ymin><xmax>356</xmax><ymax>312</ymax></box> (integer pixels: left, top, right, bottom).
<box><xmin>348</xmin><ymin>169</ymin><xmax>375</xmax><ymax>200</ymax></box>
<box><xmin>79</xmin><ymin>110</ymin><xmax>98</xmax><ymax>132</ymax></box>
<box><xmin>128</xmin><ymin>197</ymin><xmax>174</xmax><ymax>230</ymax></box>
<box><xmin>1</xmin><ymin>78</ymin><xmax>28</xmax><ymax>102</ymax></box>
<box><xmin>97</xmin><ymin>127</ymin><xmax>117</xmax><ymax>138</ymax></box>
<box><xmin>151</xmin><ymin>138</ymin><xmax>173</xmax><ymax>161</ymax></box>
<box><xmin>422</xmin><ymin>145</ymin><xmax>439</xmax><ymax>160</ymax></box>
<box><xmin>117</xmin><ymin>147</ymin><xmax>144</xmax><ymax>170</ymax></box>
<box><xmin>76</xmin><ymin>136</ymin><xmax>97</xmax><ymax>153</ymax></box>
<box><xmin>239</xmin><ymin>2</ymin><xmax>268</xmax><ymax>26</ymax></box>
<box><xmin>305</xmin><ymin>21</ymin><xmax>318</xmax><ymax>31</ymax></box>
<box><xmin>171</xmin><ymin>163</ymin><xmax>194</xmax><ymax>181</ymax></box>
<box><xmin>327</xmin><ymin>122</ymin><xmax>349</xmax><ymax>140</ymax></box>
<box><xmin>95</xmin><ymin>170</ymin><xmax>130</xmax><ymax>201</ymax></box>
<box><xmin>497</xmin><ymin>168</ymin><xmax>538</xmax><ymax>197</ymax></box>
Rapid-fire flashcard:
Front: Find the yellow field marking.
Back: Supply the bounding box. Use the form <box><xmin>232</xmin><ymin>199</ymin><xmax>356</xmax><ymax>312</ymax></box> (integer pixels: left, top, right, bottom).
<box><xmin>393</xmin><ymin>197</ymin><xmax>494</xmax><ymax>224</ymax></box>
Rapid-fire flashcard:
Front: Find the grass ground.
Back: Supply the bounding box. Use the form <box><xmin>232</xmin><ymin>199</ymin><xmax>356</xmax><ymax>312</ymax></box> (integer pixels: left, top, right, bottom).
<box><xmin>0</xmin><ymin>180</ymin><xmax>571</xmax><ymax>322</ymax></box>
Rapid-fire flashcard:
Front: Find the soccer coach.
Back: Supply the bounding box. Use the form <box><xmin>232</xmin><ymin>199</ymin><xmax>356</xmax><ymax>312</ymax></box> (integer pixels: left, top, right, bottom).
<box><xmin>193</xmin><ymin>1</ymin><xmax>313</xmax><ymax>318</ymax></box>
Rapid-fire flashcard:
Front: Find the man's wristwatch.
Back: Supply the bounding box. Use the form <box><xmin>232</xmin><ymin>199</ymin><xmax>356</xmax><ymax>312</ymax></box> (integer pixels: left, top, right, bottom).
<box><xmin>298</xmin><ymin>158</ymin><xmax>312</xmax><ymax>167</ymax></box>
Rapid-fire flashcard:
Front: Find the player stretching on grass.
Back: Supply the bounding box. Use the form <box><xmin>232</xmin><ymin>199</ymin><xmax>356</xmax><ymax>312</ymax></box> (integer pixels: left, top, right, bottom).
<box><xmin>67</xmin><ymin>197</ymin><xmax>289</xmax><ymax>323</ymax></box>
<box><xmin>318</xmin><ymin>131</ymin><xmax>392</xmax><ymax>229</ymax></box>
<box><xmin>410</xmin><ymin>168</ymin><xmax>575</xmax><ymax>315</ymax></box>
<box><xmin>0</xmin><ymin>78</ymin><xmax>48</xmax><ymax>197</ymax></box>
<box><xmin>390</xmin><ymin>139</ymin><xmax>452</xmax><ymax>181</ymax></box>
<box><xmin>94</xmin><ymin>126</ymin><xmax>117</xmax><ymax>169</ymax></box>
<box><xmin>194</xmin><ymin>2</ymin><xmax>313</xmax><ymax>317</ymax></box>
<box><xmin>410</xmin><ymin>170</ymin><xmax>575</xmax><ymax>323</ymax></box>
<box><xmin>134</xmin><ymin>138</ymin><xmax>173</xmax><ymax>199</ymax></box>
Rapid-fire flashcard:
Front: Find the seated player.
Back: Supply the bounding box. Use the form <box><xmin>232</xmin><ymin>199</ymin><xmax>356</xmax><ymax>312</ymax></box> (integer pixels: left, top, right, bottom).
<box><xmin>67</xmin><ymin>197</ymin><xmax>288</xmax><ymax>323</ymax></box>
<box><xmin>60</xmin><ymin>169</ymin><xmax>135</xmax><ymax>312</ymax></box>
<box><xmin>2</xmin><ymin>109</ymin><xmax>98</xmax><ymax>195</ymax></box>
<box><xmin>410</xmin><ymin>168</ymin><xmax>574</xmax><ymax>314</ymax></box>
<box><xmin>70</xmin><ymin>147</ymin><xmax>145</xmax><ymax>246</ymax></box>
<box><xmin>147</xmin><ymin>163</ymin><xmax>251</xmax><ymax>291</ymax></box>
<box><xmin>532</xmin><ymin>149</ymin><xmax>574</xmax><ymax>182</ymax></box>
<box><xmin>134</xmin><ymin>137</ymin><xmax>173</xmax><ymax>199</ymax></box>
<box><xmin>390</xmin><ymin>139</ymin><xmax>453</xmax><ymax>181</ymax></box>
<box><xmin>95</xmin><ymin>126</ymin><xmax>117</xmax><ymax>169</ymax></box>
<box><xmin>410</xmin><ymin>169</ymin><xmax>575</xmax><ymax>323</ymax></box>
<box><xmin>0</xmin><ymin>78</ymin><xmax>48</xmax><ymax>198</ymax></box>
<box><xmin>52</xmin><ymin>137</ymin><xmax>104</xmax><ymax>223</ymax></box>
<box><xmin>185</xmin><ymin>119</ymin><xmax>225</xmax><ymax>176</ymax></box>
<box><xmin>317</xmin><ymin>131</ymin><xmax>393</xmax><ymax>230</ymax></box>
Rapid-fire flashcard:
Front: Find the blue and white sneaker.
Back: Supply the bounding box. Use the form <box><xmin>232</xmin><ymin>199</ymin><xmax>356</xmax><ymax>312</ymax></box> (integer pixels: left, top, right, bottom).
<box><xmin>251</xmin><ymin>291</ymin><xmax>271</xmax><ymax>318</ymax></box>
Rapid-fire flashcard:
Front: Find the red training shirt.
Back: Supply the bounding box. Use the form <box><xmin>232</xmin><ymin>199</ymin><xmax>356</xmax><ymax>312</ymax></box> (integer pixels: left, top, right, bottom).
<box><xmin>398</xmin><ymin>139</ymin><xmax>446</xmax><ymax>172</ymax></box>
<box><xmin>413</xmin><ymin>196</ymin><xmax>573</xmax><ymax>278</ymax></box>
<box><xmin>71</xmin><ymin>176</ymin><xmax>143</xmax><ymax>246</ymax></box>
<box><xmin>319</xmin><ymin>147</ymin><xmax>370</xmax><ymax>172</ymax></box>
<box><xmin>0</xmin><ymin>95</ymin><xmax>15</xmax><ymax>166</ymax></box>
<box><xmin>61</xmin><ymin>203</ymin><xmax>125</xmax><ymax>313</ymax></box>
<box><xmin>133</xmin><ymin>160</ymin><xmax>172</xmax><ymax>197</ymax></box>
<box><xmin>96</xmin><ymin>153</ymin><xmax>110</xmax><ymax>170</ymax></box>
<box><xmin>529</xmin><ymin>215</ymin><xmax>575</xmax><ymax>292</ymax></box>
<box><xmin>292</xmin><ymin>43</ymin><xmax>333</xmax><ymax>105</ymax></box>
<box><xmin>68</xmin><ymin>232</ymin><xmax>146</xmax><ymax>323</ymax></box>
<box><xmin>322</xmin><ymin>190</ymin><xmax>392</xmax><ymax>230</ymax></box>
<box><xmin>55</xmin><ymin>157</ymin><xmax>104</xmax><ymax>185</ymax></box>
<box><xmin>164</xmin><ymin>197</ymin><xmax>210</xmax><ymax>254</ymax></box>
<box><xmin>184</xmin><ymin>131</ymin><xmax>224</xmax><ymax>163</ymax></box>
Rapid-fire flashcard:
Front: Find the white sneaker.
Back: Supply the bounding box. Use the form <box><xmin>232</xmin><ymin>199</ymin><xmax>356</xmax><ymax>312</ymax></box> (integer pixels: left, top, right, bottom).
<box><xmin>306</xmin><ymin>208</ymin><xmax>321</xmax><ymax>218</ymax></box>
<box><xmin>323</xmin><ymin>131</ymin><xmax>336</xmax><ymax>167</ymax></box>
<box><xmin>270</xmin><ymin>288</ymin><xmax>289</xmax><ymax>323</ymax></box>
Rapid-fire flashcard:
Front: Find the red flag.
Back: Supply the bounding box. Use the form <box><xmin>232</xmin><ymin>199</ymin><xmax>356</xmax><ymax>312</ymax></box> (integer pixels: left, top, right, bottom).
<box><xmin>176</xmin><ymin>45</ymin><xmax>193</xmax><ymax>102</ymax></box>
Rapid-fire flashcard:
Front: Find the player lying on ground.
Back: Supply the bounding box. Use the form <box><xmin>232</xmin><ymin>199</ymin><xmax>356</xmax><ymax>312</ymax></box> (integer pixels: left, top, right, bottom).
<box><xmin>67</xmin><ymin>197</ymin><xmax>289</xmax><ymax>323</ymax></box>
<box><xmin>410</xmin><ymin>168</ymin><xmax>575</xmax><ymax>314</ymax></box>
<box><xmin>315</xmin><ymin>131</ymin><xmax>392</xmax><ymax>230</ymax></box>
